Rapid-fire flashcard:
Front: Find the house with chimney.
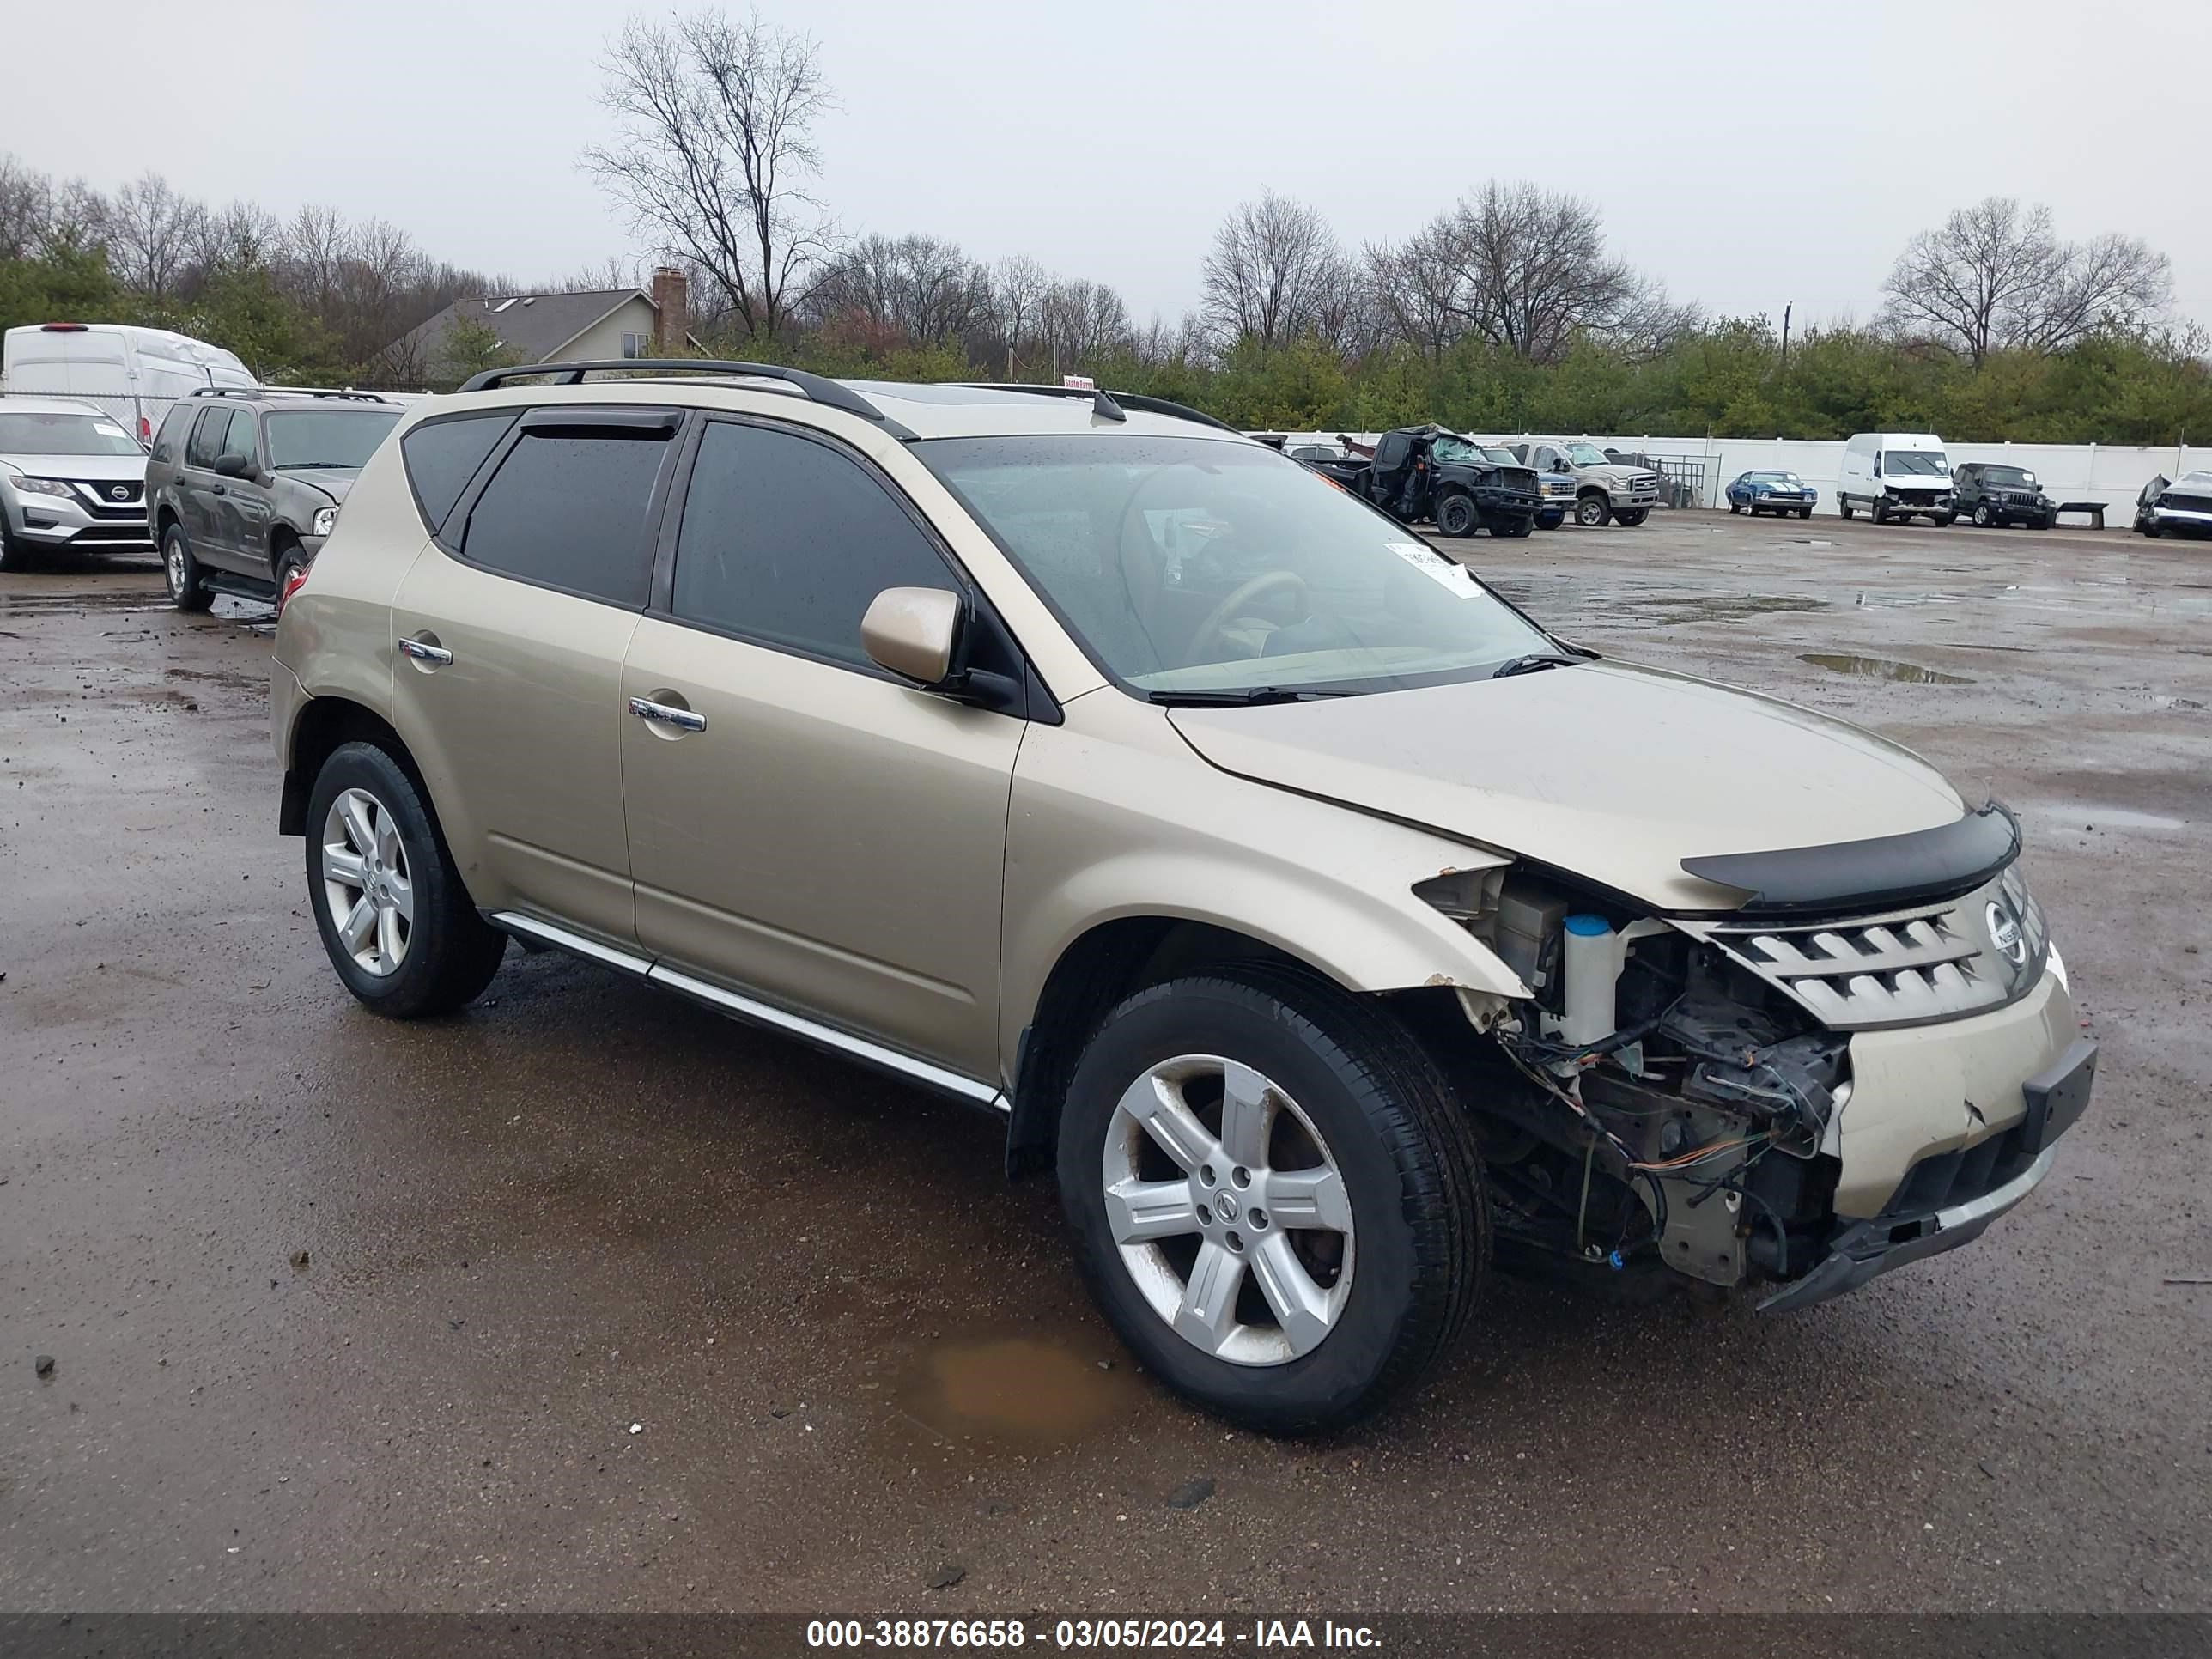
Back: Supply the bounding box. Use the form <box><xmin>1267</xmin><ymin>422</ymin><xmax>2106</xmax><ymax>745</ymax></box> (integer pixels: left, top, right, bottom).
<box><xmin>386</xmin><ymin>266</ymin><xmax>699</xmax><ymax>383</ymax></box>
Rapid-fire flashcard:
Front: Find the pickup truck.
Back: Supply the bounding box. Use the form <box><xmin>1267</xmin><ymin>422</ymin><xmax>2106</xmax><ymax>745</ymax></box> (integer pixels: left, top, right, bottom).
<box><xmin>1297</xmin><ymin>426</ymin><xmax>1541</xmax><ymax>538</ymax></box>
<box><xmin>1506</xmin><ymin>439</ymin><xmax>1661</xmax><ymax>527</ymax></box>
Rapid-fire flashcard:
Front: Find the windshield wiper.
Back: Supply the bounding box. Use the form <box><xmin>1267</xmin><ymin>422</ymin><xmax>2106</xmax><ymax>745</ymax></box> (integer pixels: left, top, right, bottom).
<box><xmin>276</xmin><ymin>460</ymin><xmax>353</xmax><ymax>469</ymax></box>
<box><xmin>1488</xmin><ymin>653</ymin><xmax>1580</xmax><ymax>679</ymax></box>
<box><xmin>1146</xmin><ymin>686</ymin><xmax>1354</xmax><ymax>706</ymax></box>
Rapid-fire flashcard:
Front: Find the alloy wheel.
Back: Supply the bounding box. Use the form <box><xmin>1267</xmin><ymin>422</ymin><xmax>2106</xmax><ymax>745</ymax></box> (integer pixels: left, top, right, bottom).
<box><xmin>1101</xmin><ymin>1054</ymin><xmax>1355</xmax><ymax>1367</ymax></box>
<box><xmin>319</xmin><ymin>787</ymin><xmax>413</xmax><ymax>976</ymax></box>
<box><xmin>166</xmin><ymin>543</ymin><xmax>188</xmax><ymax>599</ymax></box>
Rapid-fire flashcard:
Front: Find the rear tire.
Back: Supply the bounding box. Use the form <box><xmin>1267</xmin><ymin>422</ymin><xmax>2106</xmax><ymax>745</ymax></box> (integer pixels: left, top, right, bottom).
<box><xmin>163</xmin><ymin>523</ymin><xmax>213</xmax><ymax>612</ymax></box>
<box><xmin>305</xmin><ymin>740</ymin><xmax>507</xmax><ymax>1018</ymax></box>
<box><xmin>1728</xmin><ymin>499</ymin><xmax>1741</xmax><ymax>514</ymax></box>
<box><xmin>1838</xmin><ymin>497</ymin><xmax>1855</xmax><ymax>520</ymax></box>
<box><xmin>1056</xmin><ymin>967</ymin><xmax>1488</xmax><ymax>1435</ymax></box>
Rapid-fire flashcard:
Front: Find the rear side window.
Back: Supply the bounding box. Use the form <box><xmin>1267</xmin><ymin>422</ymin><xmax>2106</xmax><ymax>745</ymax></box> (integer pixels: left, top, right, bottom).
<box><xmin>460</xmin><ymin>427</ymin><xmax>671</xmax><ymax>607</ymax></box>
<box><xmin>185</xmin><ymin>408</ymin><xmax>228</xmax><ymax>468</ymax></box>
<box><xmin>401</xmin><ymin>411</ymin><xmax>518</xmax><ymax>535</ymax></box>
<box><xmin>151</xmin><ymin>404</ymin><xmax>195</xmax><ymax>465</ymax></box>
<box><xmin>670</xmin><ymin>420</ymin><xmax>957</xmax><ymax>668</ymax></box>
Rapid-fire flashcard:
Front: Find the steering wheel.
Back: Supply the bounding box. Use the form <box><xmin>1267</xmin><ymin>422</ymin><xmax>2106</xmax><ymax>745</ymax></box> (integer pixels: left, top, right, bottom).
<box><xmin>1187</xmin><ymin>571</ymin><xmax>1308</xmax><ymax>663</ymax></box>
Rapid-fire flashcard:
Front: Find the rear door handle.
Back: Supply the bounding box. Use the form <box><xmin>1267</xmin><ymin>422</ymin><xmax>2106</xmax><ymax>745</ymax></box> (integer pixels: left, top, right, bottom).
<box><xmin>398</xmin><ymin>636</ymin><xmax>453</xmax><ymax>665</ymax></box>
<box><xmin>629</xmin><ymin>696</ymin><xmax>705</xmax><ymax>733</ymax></box>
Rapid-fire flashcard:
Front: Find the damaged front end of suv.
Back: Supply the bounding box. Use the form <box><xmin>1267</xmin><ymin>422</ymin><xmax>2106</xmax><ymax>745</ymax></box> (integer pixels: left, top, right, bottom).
<box><xmin>1413</xmin><ymin>803</ymin><xmax>2096</xmax><ymax>1309</ymax></box>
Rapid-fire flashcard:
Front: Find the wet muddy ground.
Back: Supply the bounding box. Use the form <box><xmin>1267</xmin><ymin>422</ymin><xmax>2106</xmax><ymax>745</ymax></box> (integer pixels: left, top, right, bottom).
<box><xmin>2</xmin><ymin>513</ymin><xmax>2208</xmax><ymax>1613</ymax></box>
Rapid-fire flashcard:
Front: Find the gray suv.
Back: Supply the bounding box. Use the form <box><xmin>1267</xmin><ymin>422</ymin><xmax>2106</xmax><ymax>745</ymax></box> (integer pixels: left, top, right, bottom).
<box><xmin>146</xmin><ymin>387</ymin><xmax>403</xmax><ymax>611</ymax></box>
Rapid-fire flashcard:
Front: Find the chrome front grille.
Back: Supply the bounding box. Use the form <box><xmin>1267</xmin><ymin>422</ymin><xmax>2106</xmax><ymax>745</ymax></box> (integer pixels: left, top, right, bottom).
<box><xmin>1679</xmin><ymin>872</ymin><xmax>2046</xmax><ymax>1030</ymax></box>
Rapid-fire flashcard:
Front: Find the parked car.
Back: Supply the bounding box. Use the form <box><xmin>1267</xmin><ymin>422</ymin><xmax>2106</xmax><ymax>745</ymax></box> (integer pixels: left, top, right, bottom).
<box><xmin>1284</xmin><ymin>439</ymin><xmax>1346</xmax><ymax>465</ymax></box>
<box><xmin>273</xmin><ymin>362</ymin><xmax>2094</xmax><ymax>1433</ymax></box>
<box><xmin>1504</xmin><ymin>440</ymin><xmax>1660</xmax><ymax>527</ymax></box>
<box><xmin>0</xmin><ymin>398</ymin><xmax>153</xmax><ymax>570</ymax></box>
<box><xmin>146</xmin><ymin>387</ymin><xmax>404</xmax><ymax>611</ymax></box>
<box><xmin>1836</xmin><ymin>432</ymin><xmax>1954</xmax><ymax>525</ymax></box>
<box><xmin>1951</xmin><ymin>463</ymin><xmax>2056</xmax><ymax>530</ymax></box>
<box><xmin>1298</xmin><ymin>426</ymin><xmax>1540</xmax><ymax>538</ymax></box>
<box><xmin>1726</xmin><ymin>471</ymin><xmax>1817</xmax><ymax>519</ymax></box>
<box><xmin>3</xmin><ymin>321</ymin><xmax>254</xmax><ymax>447</ymax></box>
<box><xmin>2132</xmin><ymin>470</ymin><xmax>2212</xmax><ymax>539</ymax></box>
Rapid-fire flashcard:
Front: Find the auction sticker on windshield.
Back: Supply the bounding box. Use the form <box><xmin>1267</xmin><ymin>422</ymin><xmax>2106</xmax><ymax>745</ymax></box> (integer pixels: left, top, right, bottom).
<box><xmin>1386</xmin><ymin>540</ymin><xmax>1480</xmax><ymax>596</ymax></box>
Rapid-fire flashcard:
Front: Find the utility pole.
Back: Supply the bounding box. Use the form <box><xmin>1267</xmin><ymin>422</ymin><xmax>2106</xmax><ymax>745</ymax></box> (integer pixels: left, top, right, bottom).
<box><xmin>1780</xmin><ymin>303</ymin><xmax>1792</xmax><ymax>372</ymax></box>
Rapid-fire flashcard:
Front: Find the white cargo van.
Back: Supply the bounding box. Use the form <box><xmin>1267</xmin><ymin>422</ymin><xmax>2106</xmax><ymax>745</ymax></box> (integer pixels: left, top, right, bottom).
<box><xmin>2</xmin><ymin>323</ymin><xmax>255</xmax><ymax>447</ymax></box>
<box><xmin>1836</xmin><ymin>431</ymin><xmax>1954</xmax><ymax>526</ymax></box>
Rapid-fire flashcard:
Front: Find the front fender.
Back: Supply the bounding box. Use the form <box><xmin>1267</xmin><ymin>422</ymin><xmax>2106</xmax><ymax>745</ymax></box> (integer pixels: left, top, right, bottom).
<box><xmin>1000</xmin><ymin>698</ymin><xmax>1528</xmax><ymax>1074</ymax></box>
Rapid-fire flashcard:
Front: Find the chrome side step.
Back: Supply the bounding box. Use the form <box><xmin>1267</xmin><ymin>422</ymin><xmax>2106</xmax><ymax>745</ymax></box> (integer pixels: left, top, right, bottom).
<box><xmin>489</xmin><ymin>911</ymin><xmax>1008</xmax><ymax>1113</ymax></box>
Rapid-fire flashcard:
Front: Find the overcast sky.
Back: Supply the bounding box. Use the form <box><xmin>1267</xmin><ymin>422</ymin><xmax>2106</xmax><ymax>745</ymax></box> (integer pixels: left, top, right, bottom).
<box><xmin>9</xmin><ymin>0</ymin><xmax>2209</xmax><ymax>332</ymax></box>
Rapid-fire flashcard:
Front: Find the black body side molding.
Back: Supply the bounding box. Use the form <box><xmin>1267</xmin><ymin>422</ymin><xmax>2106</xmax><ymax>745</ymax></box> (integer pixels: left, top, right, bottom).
<box><xmin>1680</xmin><ymin>800</ymin><xmax>2021</xmax><ymax>914</ymax></box>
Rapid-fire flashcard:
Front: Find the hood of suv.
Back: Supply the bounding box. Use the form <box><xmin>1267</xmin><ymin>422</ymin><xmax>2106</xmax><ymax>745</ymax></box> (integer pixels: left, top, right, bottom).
<box><xmin>273</xmin><ymin>466</ymin><xmax>359</xmax><ymax>506</ymax></box>
<box><xmin>1165</xmin><ymin>660</ymin><xmax>1966</xmax><ymax>911</ymax></box>
<box><xmin>0</xmin><ymin>451</ymin><xmax>146</xmax><ymax>484</ymax></box>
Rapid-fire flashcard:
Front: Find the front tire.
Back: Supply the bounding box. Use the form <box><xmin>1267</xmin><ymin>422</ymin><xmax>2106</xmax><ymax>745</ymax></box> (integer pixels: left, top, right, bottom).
<box><xmin>1436</xmin><ymin>494</ymin><xmax>1476</xmax><ymax>538</ymax></box>
<box><xmin>1056</xmin><ymin>969</ymin><xmax>1488</xmax><ymax>1435</ymax></box>
<box><xmin>306</xmin><ymin>741</ymin><xmax>507</xmax><ymax>1018</ymax></box>
<box><xmin>1535</xmin><ymin>511</ymin><xmax>1564</xmax><ymax>531</ymax></box>
<box><xmin>162</xmin><ymin>524</ymin><xmax>212</xmax><ymax>612</ymax></box>
<box><xmin>1575</xmin><ymin>494</ymin><xmax>1611</xmax><ymax>528</ymax></box>
<box><xmin>1972</xmin><ymin>503</ymin><xmax>1993</xmax><ymax>527</ymax></box>
<box><xmin>1871</xmin><ymin>497</ymin><xmax>1892</xmax><ymax>525</ymax></box>
<box><xmin>1614</xmin><ymin>507</ymin><xmax>1650</xmax><ymax>527</ymax></box>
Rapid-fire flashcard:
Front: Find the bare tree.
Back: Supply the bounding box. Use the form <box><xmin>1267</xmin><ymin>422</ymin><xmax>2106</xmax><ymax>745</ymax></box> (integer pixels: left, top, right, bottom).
<box><xmin>987</xmin><ymin>254</ymin><xmax>1048</xmax><ymax>375</ymax></box>
<box><xmin>0</xmin><ymin>155</ymin><xmax>52</xmax><ymax>261</ymax></box>
<box><xmin>1200</xmin><ymin>191</ymin><xmax>1353</xmax><ymax>350</ymax></box>
<box><xmin>188</xmin><ymin>200</ymin><xmax>284</xmax><ymax>284</ymax></box>
<box><xmin>1449</xmin><ymin>181</ymin><xmax>1647</xmax><ymax>362</ymax></box>
<box><xmin>583</xmin><ymin>8</ymin><xmax>837</xmax><ymax>341</ymax></box>
<box><xmin>1368</xmin><ymin>216</ymin><xmax>1468</xmax><ymax>362</ymax></box>
<box><xmin>1881</xmin><ymin>198</ymin><xmax>2172</xmax><ymax>365</ymax></box>
<box><xmin>106</xmin><ymin>173</ymin><xmax>204</xmax><ymax>301</ymax></box>
<box><xmin>893</xmin><ymin>234</ymin><xmax>988</xmax><ymax>344</ymax></box>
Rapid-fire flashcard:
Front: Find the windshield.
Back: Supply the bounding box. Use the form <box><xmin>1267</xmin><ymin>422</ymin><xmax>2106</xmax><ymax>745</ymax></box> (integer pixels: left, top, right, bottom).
<box><xmin>264</xmin><ymin>409</ymin><xmax>400</xmax><ymax>469</ymax></box>
<box><xmin>1981</xmin><ymin>465</ymin><xmax>2034</xmax><ymax>485</ymax></box>
<box><xmin>1881</xmin><ymin>450</ymin><xmax>1948</xmax><ymax>477</ymax></box>
<box><xmin>919</xmin><ymin>434</ymin><xmax>1557</xmax><ymax>698</ymax></box>
<box><xmin>1431</xmin><ymin>434</ymin><xmax>1486</xmax><ymax>465</ymax></box>
<box><xmin>0</xmin><ymin>411</ymin><xmax>143</xmax><ymax>457</ymax></box>
<box><xmin>1479</xmin><ymin>446</ymin><xmax>1522</xmax><ymax>465</ymax></box>
<box><xmin>1745</xmin><ymin>471</ymin><xmax>1802</xmax><ymax>484</ymax></box>
<box><xmin>1564</xmin><ymin>442</ymin><xmax>1610</xmax><ymax>466</ymax></box>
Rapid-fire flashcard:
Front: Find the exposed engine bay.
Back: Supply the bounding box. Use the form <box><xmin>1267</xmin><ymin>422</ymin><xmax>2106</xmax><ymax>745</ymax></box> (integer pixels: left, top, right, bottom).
<box><xmin>1419</xmin><ymin>867</ymin><xmax>1863</xmax><ymax>1293</ymax></box>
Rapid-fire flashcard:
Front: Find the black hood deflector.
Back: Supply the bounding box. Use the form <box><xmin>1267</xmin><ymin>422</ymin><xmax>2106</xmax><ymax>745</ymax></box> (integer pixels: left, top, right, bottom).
<box><xmin>1680</xmin><ymin>800</ymin><xmax>2020</xmax><ymax>915</ymax></box>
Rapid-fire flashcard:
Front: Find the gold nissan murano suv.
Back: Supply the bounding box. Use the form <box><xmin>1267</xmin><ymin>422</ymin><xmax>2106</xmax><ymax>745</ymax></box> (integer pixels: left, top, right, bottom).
<box><xmin>272</xmin><ymin>364</ymin><xmax>2095</xmax><ymax>1432</ymax></box>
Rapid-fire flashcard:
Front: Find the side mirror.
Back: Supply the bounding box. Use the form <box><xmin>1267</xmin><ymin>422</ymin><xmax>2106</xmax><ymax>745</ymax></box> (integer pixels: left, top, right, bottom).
<box><xmin>213</xmin><ymin>453</ymin><xmax>253</xmax><ymax>479</ymax></box>
<box><xmin>861</xmin><ymin>586</ymin><xmax>963</xmax><ymax>688</ymax></box>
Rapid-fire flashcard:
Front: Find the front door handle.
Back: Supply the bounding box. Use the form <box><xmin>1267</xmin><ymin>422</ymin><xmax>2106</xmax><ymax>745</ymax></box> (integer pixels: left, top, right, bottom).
<box><xmin>398</xmin><ymin>636</ymin><xmax>453</xmax><ymax>666</ymax></box>
<box><xmin>629</xmin><ymin>696</ymin><xmax>705</xmax><ymax>733</ymax></box>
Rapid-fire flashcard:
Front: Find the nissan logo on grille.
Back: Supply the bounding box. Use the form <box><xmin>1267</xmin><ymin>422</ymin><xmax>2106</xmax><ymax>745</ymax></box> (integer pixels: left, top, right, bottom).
<box><xmin>1985</xmin><ymin>901</ymin><xmax>2027</xmax><ymax>966</ymax></box>
<box><xmin>109</xmin><ymin>484</ymin><xmax>130</xmax><ymax>501</ymax></box>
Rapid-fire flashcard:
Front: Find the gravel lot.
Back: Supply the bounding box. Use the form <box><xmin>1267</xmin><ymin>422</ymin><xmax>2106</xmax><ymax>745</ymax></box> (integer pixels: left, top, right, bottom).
<box><xmin>1</xmin><ymin>509</ymin><xmax>2206</xmax><ymax>1614</ymax></box>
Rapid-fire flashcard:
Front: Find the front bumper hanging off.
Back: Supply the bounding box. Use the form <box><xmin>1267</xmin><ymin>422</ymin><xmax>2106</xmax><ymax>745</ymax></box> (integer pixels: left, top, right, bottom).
<box><xmin>1759</xmin><ymin>1036</ymin><xmax>2097</xmax><ymax>1313</ymax></box>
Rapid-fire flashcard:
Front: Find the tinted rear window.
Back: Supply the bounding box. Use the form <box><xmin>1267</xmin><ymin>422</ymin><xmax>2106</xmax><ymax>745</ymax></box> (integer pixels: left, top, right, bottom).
<box><xmin>460</xmin><ymin>428</ymin><xmax>670</xmax><ymax>606</ymax></box>
<box><xmin>401</xmin><ymin>411</ymin><xmax>519</xmax><ymax>535</ymax></box>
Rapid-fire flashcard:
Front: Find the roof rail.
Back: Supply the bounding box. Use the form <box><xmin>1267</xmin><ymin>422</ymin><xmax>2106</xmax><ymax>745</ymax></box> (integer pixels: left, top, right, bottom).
<box><xmin>189</xmin><ymin>386</ymin><xmax>398</xmax><ymax>404</ymax></box>
<box><xmin>952</xmin><ymin>382</ymin><xmax>1245</xmax><ymax>437</ymax></box>
<box><xmin>455</xmin><ymin>359</ymin><xmax>914</xmax><ymax>438</ymax></box>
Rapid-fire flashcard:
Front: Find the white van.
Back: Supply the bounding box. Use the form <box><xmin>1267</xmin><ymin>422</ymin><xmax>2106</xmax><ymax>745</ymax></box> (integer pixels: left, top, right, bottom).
<box><xmin>1836</xmin><ymin>431</ymin><xmax>1954</xmax><ymax>526</ymax></box>
<box><xmin>2</xmin><ymin>323</ymin><xmax>255</xmax><ymax>448</ymax></box>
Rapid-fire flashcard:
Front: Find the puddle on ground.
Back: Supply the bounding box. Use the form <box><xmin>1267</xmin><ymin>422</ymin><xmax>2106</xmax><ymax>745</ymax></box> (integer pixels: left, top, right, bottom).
<box><xmin>896</xmin><ymin>1336</ymin><xmax>1139</xmax><ymax>1444</ymax></box>
<box><xmin>1603</xmin><ymin>593</ymin><xmax>1830</xmax><ymax>625</ymax></box>
<box><xmin>1798</xmin><ymin>653</ymin><xmax>1972</xmax><ymax>684</ymax></box>
<box><xmin>2039</xmin><ymin>805</ymin><xmax>2188</xmax><ymax>832</ymax></box>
